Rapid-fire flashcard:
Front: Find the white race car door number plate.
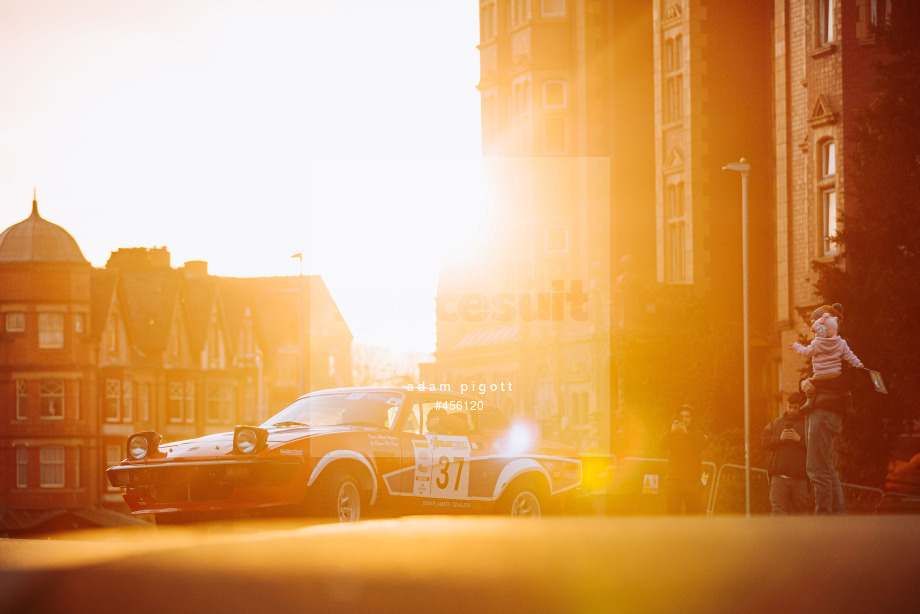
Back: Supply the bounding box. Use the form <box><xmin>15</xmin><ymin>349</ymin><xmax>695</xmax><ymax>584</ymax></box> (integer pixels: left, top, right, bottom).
<box><xmin>412</xmin><ymin>435</ymin><xmax>471</xmax><ymax>499</ymax></box>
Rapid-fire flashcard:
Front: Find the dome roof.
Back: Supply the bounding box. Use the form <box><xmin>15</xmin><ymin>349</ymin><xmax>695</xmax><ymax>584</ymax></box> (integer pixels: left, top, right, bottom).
<box><xmin>0</xmin><ymin>195</ymin><xmax>88</xmax><ymax>265</ymax></box>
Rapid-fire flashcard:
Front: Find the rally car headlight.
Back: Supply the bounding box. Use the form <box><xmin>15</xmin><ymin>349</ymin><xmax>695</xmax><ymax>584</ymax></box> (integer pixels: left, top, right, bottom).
<box><xmin>236</xmin><ymin>429</ymin><xmax>258</xmax><ymax>454</ymax></box>
<box><xmin>234</xmin><ymin>426</ymin><xmax>269</xmax><ymax>455</ymax></box>
<box><xmin>129</xmin><ymin>436</ymin><xmax>147</xmax><ymax>459</ymax></box>
<box><xmin>127</xmin><ymin>431</ymin><xmax>163</xmax><ymax>461</ymax></box>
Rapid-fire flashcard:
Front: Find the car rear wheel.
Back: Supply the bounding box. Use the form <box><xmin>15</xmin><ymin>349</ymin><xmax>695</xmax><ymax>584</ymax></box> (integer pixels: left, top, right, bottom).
<box><xmin>313</xmin><ymin>467</ymin><xmax>363</xmax><ymax>522</ymax></box>
<box><xmin>497</xmin><ymin>478</ymin><xmax>546</xmax><ymax>517</ymax></box>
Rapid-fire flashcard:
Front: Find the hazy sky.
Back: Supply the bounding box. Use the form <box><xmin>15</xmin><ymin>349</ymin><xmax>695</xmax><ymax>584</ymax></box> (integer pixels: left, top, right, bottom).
<box><xmin>0</xmin><ymin>0</ymin><xmax>488</xmax><ymax>353</ymax></box>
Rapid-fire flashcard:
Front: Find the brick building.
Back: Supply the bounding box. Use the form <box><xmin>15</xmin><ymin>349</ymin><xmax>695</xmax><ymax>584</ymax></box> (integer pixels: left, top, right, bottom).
<box><xmin>774</xmin><ymin>0</ymin><xmax>891</xmax><ymax>395</ymax></box>
<box><xmin>0</xmin><ymin>197</ymin><xmax>351</xmax><ymax>531</ymax></box>
<box><xmin>451</xmin><ymin>0</ymin><xmax>895</xmax><ymax>451</ymax></box>
<box><xmin>0</xmin><ymin>196</ymin><xmax>99</xmax><ymax>528</ymax></box>
<box><xmin>435</xmin><ymin>1</ymin><xmax>615</xmax><ymax>451</ymax></box>
<box><xmin>646</xmin><ymin>0</ymin><xmax>775</xmax><ymax>426</ymax></box>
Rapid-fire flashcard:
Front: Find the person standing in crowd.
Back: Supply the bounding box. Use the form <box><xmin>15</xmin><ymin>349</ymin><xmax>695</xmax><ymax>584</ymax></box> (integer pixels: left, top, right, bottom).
<box><xmin>659</xmin><ymin>405</ymin><xmax>708</xmax><ymax>514</ymax></box>
<box><xmin>761</xmin><ymin>392</ymin><xmax>810</xmax><ymax>515</ymax></box>
<box><xmin>800</xmin><ymin>303</ymin><xmax>852</xmax><ymax>514</ymax></box>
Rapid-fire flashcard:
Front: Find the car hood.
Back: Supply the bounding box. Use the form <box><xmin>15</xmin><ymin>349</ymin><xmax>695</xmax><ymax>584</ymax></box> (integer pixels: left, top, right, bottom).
<box><xmin>154</xmin><ymin>426</ymin><xmax>376</xmax><ymax>461</ymax></box>
<box><xmin>156</xmin><ymin>432</ymin><xmax>234</xmax><ymax>460</ymax></box>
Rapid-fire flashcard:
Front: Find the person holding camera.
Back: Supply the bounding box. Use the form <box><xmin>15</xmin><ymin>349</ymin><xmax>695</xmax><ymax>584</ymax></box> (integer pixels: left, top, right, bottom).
<box><xmin>760</xmin><ymin>391</ymin><xmax>810</xmax><ymax>515</ymax></box>
<box><xmin>659</xmin><ymin>405</ymin><xmax>708</xmax><ymax>514</ymax></box>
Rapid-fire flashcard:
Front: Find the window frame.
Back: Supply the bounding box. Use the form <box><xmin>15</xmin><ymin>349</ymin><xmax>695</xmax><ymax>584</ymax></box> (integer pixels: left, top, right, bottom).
<box><xmin>818</xmin><ymin>138</ymin><xmax>837</xmax><ymax>256</ymax></box>
<box><xmin>665</xmin><ymin>74</ymin><xmax>683</xmax><ymax>123</ymax></box>
<box><xmin>168</xmin><ymin>381</ymin><xmax>184</xmax><ymax>423</ymax></box>
<box><xmin>122</xmin><ymin>380</ymin><xmax>134</xmax><ymax>422</ymax></box>
<box><xmin>870</xmin><ymin>0</ymin><xmax>891</xmax><ymax>35</ymax></box>
<box><xmin>185</xmin><ymin>382</ymin><xmax>196</xmax><ymax>423</ymax></box>
<box><xmin>16</xmin><ymin>446</ymin><xmax>28</xmax><ymax>488</ymax></box>
<box><xmin>223</xmin><ymin>384</ymin><xmax>236</xmax><ymax>424</ymax></box>
<box><xmin>206</xmin><ymin>382</ymin><xmax>222</xmax><ymax>423</ymax></box>
<box><xmin>543</xmin><ymin>80</ymin><xmax>566</xmax><ymax>109</ymax></box>
<box><xmin>6</xmin><ymin>312</ymin><xmax>25</xmax><ymax>332</ymax></box>
<box><xmin>38</xmin><ymin>312</ymin><xmax>65</xmax><ymax>349</ymax></box>
<box><xmin>821</xmin><ymin>140</ymin><xmax>836</xmax><ymax>178</ymax></box>
<box><xmin>480</xmin><ymin>1</ymin><xmax>497</xmax><ymax>42</ymax></box>
<box><xmin>74</xmin><ymin>379</ymin><xmax>80</xmax><ymax>420</ymax></box>
<box><xmin>512</xmin><ymin>78</ymin><xmax>532</xmax><ymax>155</ymax></box>
<box><xmin>665</xmin><ymin>181</ymin><xmax>688</xmax><ymax>283</ymax></box>
<box><xmin>168</xmin><ymin>380</ymin><xmax>196</xmax><ymax>423</ymax></box>
<box><xmin>39</xmin><ymin>378</ymin><xmax>65</xmax><ymax>420</ymax></box>
<box><xmin>662</xmin><ymin>32</ymin><xmax>683</xmax><ymax>124</ymax></box>
<box><xmin>541</xmin><ymin>0</ymin><xmax>565</xmax><ymax>18</ymax></box>
<box><xmin>819</xmin><ymin>0</ymin><xmax>835</xmax><ymax>46</ymax></box>
<box><xmin>105</xmin><ymin>378</ymin><xmax>121</xmax><ymax>422</ymax></box>
<box><xmin>822</xmin><ymin>188</ymin><xmax>838</xmax><ymax>256</ymax></box>
<box><xmin>16</xmin><ymin>379</ymin><xmax>28</xmax><ymax>420</ymax></box>
<box><xmin>39</xmin><ymin>446</ymin><xmax>65</xmax><ymax>488</ymax></box>
<box><xmin>511</xmin><ymin>0</ymin><xmax>531</xmax><ymax>28</ymax></box>
<box><xmin>664</xmin><ymin>34</ymin><xmax>683</xmax><ymax>73</ymax></box>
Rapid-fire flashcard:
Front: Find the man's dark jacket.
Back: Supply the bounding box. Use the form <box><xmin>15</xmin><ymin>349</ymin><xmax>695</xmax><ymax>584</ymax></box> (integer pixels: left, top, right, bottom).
<box><xmin>760</xmin><ymin>411</ymin><xmax>807</xmax><ymax>479</ymax></box>
<box><xmin>659</xmin><ymin>429</ymin><xmax>707</xmax><ymax>481</ymax></box>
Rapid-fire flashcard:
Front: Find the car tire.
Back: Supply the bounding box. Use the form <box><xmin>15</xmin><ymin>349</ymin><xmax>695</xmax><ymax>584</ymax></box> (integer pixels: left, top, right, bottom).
<box><xmin>497</xmin><ymin>477</ymin><xmax>547</xmax><ymax>517</ymax></box>
<box><xmin>312</xmin><ymin>466</ymin><xmax>363</xmax><ymax>522</ymax></box>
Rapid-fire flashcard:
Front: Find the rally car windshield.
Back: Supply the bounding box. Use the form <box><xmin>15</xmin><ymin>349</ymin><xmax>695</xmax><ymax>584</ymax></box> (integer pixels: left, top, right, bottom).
<box><xmin>262</xmin><ymin>392</ymin><xmax>405</xmax><ymax>430</ymax></box>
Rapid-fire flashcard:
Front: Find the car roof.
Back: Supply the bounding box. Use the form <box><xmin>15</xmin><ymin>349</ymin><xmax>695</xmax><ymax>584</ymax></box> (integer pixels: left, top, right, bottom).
<box><xmin>299</xmin><ymin>386</ymin><xmax>493</xmax><ymax>404</ymax></box>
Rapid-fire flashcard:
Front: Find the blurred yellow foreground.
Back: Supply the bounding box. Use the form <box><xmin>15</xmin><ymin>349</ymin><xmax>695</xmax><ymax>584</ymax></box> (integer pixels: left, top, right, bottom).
<box><xmin>2</xmin><ymin>516</ymin><xmax>919</xmax><ymax>613</ymax></box>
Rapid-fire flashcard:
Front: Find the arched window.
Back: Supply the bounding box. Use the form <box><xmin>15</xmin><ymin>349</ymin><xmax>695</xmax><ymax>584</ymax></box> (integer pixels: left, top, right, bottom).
<box><xmin>819</xmin><ymin>139</ymin><xmax>837</xmax><ymax>255</ymax></box>
<box><xmin>818</xmin><ymin>0</ymin><xmax>835</xmax><ymax>45</ymax></box>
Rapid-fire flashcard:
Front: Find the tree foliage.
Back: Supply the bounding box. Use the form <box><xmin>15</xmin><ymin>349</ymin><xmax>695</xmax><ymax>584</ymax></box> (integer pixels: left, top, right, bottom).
<box><xmin>812</xmin><ymin>1</ymin><xmax>920</xmax><ymax>486</ymax></box>
<box><xmin>612</xmin><ymin>280</ymin><xmax>743</xmax><ymax>458</ymax></box>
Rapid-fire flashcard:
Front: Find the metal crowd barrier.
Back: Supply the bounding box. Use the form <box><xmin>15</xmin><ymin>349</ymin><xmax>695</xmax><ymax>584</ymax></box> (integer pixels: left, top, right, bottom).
<box><xmin>707</xmin><ymin>463</ymin><xmax>771</xmax><ymax>515</ymax></box>
<box><xmin>878</xmin><ymin>492</ymin><xmax>920</xmax><ymax>514</ymax></box>
<box><xmin>575</xmin><ymin>456</ymin><xmax>913</xmax><ymax>515</ymax></box>
<box><xmin>709</xmin><ymin>464</ymin><xmax>887</xmax><ymax>514</ymax></box>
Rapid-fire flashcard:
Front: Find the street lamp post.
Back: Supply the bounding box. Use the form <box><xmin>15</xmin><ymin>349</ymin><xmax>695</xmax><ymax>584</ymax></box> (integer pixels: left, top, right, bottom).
<box><xmin>722</xmin><ymin>158</ymin><xmax>751</xmax><ymax>518</ymax></box>
<box><xmin>292</xmin><ymin>253</ymin><xmax>305</xmax><ymax>395</ymax></box>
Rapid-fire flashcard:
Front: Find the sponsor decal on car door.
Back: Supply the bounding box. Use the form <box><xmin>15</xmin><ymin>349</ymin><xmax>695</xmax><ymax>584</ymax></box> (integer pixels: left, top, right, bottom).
<box><xmin>410</xmin><ymin>438</ymin><xmax>432</xmax><ymax>496</ymax></box>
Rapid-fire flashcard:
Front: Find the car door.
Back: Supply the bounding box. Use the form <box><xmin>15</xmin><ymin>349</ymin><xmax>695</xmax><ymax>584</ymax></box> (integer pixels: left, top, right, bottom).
<box><xmin>393</xmin><ymin>397</ymin><xmax>490</xmax><ymax>513</ymax></box>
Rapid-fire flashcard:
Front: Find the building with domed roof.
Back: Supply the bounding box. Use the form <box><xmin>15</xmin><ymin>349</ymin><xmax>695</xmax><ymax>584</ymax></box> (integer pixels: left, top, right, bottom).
<box><xmin>1</xmin><ymin>194</ymin><xmax>352</xmax><ymax>533</ymax></box>
<box><xmin>0</xmin><ymin>193</ymin><xmax>100</xmax><ymax>527</ymax></box>
<box><xmin>0</xmin><ymin>192</ymin><xmax>88</xmax><ymax>264</ymax></box>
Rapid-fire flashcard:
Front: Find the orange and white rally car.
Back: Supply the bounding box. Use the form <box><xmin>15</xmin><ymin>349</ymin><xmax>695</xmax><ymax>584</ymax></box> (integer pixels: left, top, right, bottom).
<box><xmin>107</xmin><ymin>387</ymin><xmax>582</xmax><ymax>523</ymax></box>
